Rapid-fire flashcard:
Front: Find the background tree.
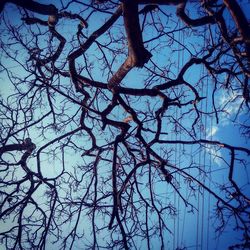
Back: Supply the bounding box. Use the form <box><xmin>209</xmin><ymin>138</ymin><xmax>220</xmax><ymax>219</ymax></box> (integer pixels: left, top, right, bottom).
<box><xmin>0</xmin><ymin>0</ymin><xmax>249</xmax><ymax>249</ymax></box>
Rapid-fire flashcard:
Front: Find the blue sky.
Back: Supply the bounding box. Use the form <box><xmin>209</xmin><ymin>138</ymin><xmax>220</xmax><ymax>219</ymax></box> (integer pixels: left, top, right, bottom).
<box><xmin>0</xmin><ymin>1</ymin><xmax>250</xmax><ymax>249</ymax></box>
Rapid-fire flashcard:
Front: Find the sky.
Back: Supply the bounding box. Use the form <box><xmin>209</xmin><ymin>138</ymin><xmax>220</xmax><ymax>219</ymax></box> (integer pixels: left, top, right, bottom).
<box><xmin>0</xmin><ymin>1</ymin><xmax>250</xmax><ymax>250</ymax></box>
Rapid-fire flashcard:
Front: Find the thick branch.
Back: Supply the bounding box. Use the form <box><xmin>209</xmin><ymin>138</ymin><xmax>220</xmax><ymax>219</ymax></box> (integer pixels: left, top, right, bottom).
<box><xmin>223</xmin><ymin>0</ymin><xmax>250</xmax><ymax>64</ymax></box>
<box><xmin>1</xmin><ymin>0</ymin><xmax>58</xmax><ymax>15</ymax></box>
<box><xmin>0</xmin><ymin>139</ymin><xmax>36</xmax><ymax>158</ymax></box>
<box><xmin>108</xmin><ymin>1</ymin><xmax>152</xmax><ymax>87</ymax></box>
<box><xmin>223</xmin><ymin>0</ymin><xmax>250</xmax><ymax>43</ymax></box>
<box><xmin>156</xmin><ymin>139</ymin><xmax>250</xmax><ymax>155</ymax></box>
<box><xmin>123</xmin><ymin>1</ymin><xmax>151</xmax><ymax>67</ymax></box>
<box><xmin>176</xmin><ymin>1</ymin><xmax>216</xmax><ymax>26</ymax></box>
<box><xmin>108</xmin><ymin>57</ymin><xmax>134</xmax><ymax>88</ymax></box>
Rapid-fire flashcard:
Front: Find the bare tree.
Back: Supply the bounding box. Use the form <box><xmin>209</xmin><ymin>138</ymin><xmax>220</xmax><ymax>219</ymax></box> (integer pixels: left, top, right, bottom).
<box><xmin>0</xmin><ymin>0</ymin><xmax>249</xmax><ymax>249</ymax></box>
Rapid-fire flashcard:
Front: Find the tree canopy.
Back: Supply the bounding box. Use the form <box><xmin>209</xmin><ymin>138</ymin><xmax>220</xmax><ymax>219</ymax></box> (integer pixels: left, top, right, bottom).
<box><xmin>0</xmin><ymin>0</ymin><xmax>250</xmax><ymax>249</ymax></box>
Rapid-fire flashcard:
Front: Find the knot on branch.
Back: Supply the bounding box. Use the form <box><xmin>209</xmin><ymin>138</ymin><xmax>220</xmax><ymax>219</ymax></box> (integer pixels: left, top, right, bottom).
<box><xmin>48</xmin><ymin>14</ymin><xmax>58</xmax><ymax>27</ymax></box>
<box><xmin>22</xmin><ymin>138</ymin><xmax>36</xmax><ymax>152</ymax></box>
